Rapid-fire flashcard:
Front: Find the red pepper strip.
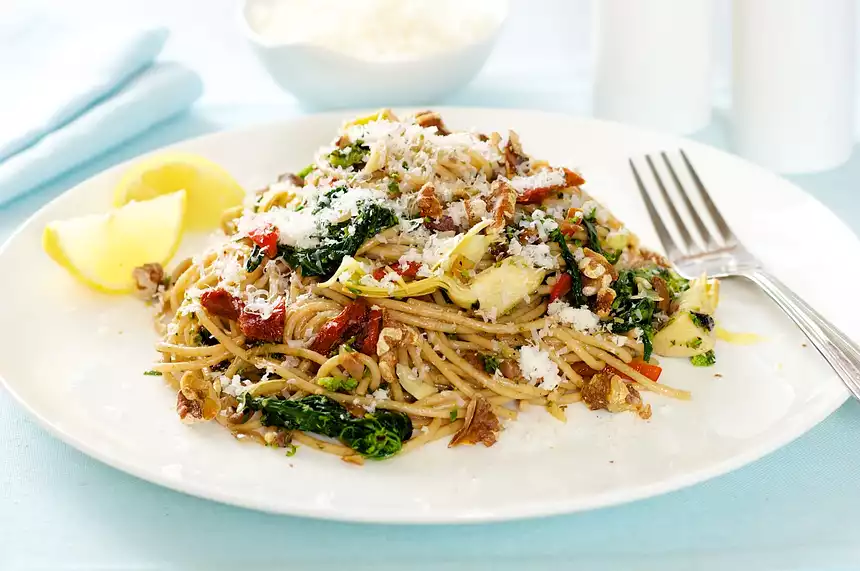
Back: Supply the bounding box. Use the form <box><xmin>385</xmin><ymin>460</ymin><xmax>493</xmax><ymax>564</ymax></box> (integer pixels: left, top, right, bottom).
<box><xmin>516</xmin><ymin>186</ymin><xmax>556</xmax><ymax>205</ymax></box>
<box><xmin>357</xmin><ymin>307</ymin><xmax>384</xmax><ymax>356</ymax></box>
<box><xmin>548</xmin><ymin>273</ymin><xmax>572</xmax><ymax>302</ymax></box>
<box><xmin>608</xmin><ymin>359</ymin><xmax>663</xmax><ymax>382</ymax></box>
<box><xmin>199</xmin><ymin>288</ymin><xmax>243</xmax><ymax>320</ymax></box>
<box><xmin>559</xmin><ymin>221</ymin><xmax>582</xmax><ymax>238</ymax></box>
<box><xmin>371</xmin><ymin>261</ymin><xmax>422</xmax><ymax>281</ymax></box>
<box><xmin>238</xmin><ymin>299</ymin><xmax>286</xmax><ymax>342</ymax></box>
<box><xmin>563</xmin><ymin>167</ymin><xmax>586</xmax><ymax>187</ymax></box>
<box><xmin>248</xmin><ymin>223</ymin><xmax>279</xmax><ymax>258</ymax></box>
<box><xmin>309</xmin><ymin>299</ymin><xmax>368</xmax><ymax>355</ymax></box>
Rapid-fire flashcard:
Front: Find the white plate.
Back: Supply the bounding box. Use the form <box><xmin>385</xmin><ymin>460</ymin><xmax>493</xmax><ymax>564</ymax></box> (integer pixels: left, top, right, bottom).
<box><xmin>0</xmin><ymin>109</ymin><xmax>853</xmax><ymax>523</ymax></box>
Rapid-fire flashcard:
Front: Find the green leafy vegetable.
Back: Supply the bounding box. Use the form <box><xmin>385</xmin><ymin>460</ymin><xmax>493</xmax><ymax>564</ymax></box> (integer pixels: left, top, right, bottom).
<box><xmin>549</xmin><ymin>228</ymin><xmax>586</xmax><ymax>307</ymax></box>
<box><xmin>317</xmin><ymin>376</ymin><xmax>359</xmax><ymax>392</ymax></box>
<box><xmin>690</xmin><ymin>311</ymin><xmax>715</xmax><ymax>332</ymax></box>
<box><xmin>296</xmin><ymin>164</ymin><xmax>314</xmax><ymax>178</ymax></box>
<box><xmin>609</xmin><ymin>270</ymin><xmax>657</xmax><ymax>361</ymax></box>
<box><xmin>143</xmin><ymin>370</ymin><xmax>162</xmax><ymax>376</ymax></box>
<box><xmin>449</xmin><ymin>408</ymin><xmax>459</xmax><ymax>422</ymax></box>
<box><xmin>245</xmin><ymin>244</ymin><xmax>265</xmax><ymax>272</ymax></box>
<box><xmin>196</xmin><ymin>327</ymin><xmax>219</xmax><ymax>346</ymax></box>
<box><xmin>284</xmin><ymin>443</ymin><xmax>298</xmax><ymax>457</ymax></box>
<box><xmin>582</xmin><ymin>213</ymin><xmax>621</xmax><ymax>265</ymax></box>
<box><xmin>340</xmin><ymin>411</ymin><xmax>412</xmax><ymax>459</ymax></box>
<box><xmin>238</xmin><ymin>394</ymin><xmax>413</xmax><ymax>459</ymax></box>
<box><xmin>327</xmin><ymin>140</ymin><xmax>369</xmax><ymax>169</ymax></box>
<box><xmin>481</xmin><ymin>354</ymin><xmax>500</xmax><ymax>374</ymax></box>
<box><xmin>312</xmin><ymin>186</ymin><xmax>347</xmax><ymax>214</ymax></box>
<box><xmin>690</xmin><ymin>350</ymin><xmax>716</xmax><ymax>367</ymax></box>
<box><xmin>278</xmin><ymin>202</ymin><xmax>398</xmax><ymax>278</ymax></box>
<box><xmin>608</xmin><ymin>266</ymin><xmax>690</xmax><ymax>362</ymax></box>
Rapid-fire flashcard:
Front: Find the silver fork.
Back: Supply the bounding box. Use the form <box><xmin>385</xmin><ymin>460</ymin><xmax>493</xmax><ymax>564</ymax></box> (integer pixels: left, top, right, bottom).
<box><xmin>630</xmin><ymin>150</ymin><xmax>860</xmax><ymax>401</ymax></box>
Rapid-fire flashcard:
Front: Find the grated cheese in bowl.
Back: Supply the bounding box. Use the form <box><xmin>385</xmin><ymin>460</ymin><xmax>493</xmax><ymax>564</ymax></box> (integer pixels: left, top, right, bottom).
<box><xmin>240</xmin><ymin>0</ymin><xmax>509</xmax><ymax>108</ymax></box>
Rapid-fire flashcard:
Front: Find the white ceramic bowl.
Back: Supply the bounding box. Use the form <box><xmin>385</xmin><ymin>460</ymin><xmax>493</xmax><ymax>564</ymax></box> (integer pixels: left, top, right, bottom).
<box><xmin>239</xmin><ymin>0</ymin><xmax>507</xmax><ymax>109</ymax></box>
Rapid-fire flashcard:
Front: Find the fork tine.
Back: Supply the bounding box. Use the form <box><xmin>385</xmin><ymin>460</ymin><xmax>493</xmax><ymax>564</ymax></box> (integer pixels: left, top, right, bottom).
<box><xmin>660</xmin><ymin>152</ymin><xmax>719</xmax><ymax>250</ymax></box>
<box><xmin>629</xmin><ymin>159</ymin><xmax>682</xmax><ymax>261</ymax></box>
<box><xmin>645</xmin><ymin>155</ymin><xmax>700</xmax><ymax>255</ymax></box>
<box><xmin>680</xmin><ymin>150</ymin><xmax>736</xmax><ymax>245</ymax></box>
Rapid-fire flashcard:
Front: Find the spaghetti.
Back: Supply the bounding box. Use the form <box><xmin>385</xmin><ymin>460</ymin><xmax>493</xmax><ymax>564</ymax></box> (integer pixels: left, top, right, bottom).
<box><xmin>144</xmin><ymin>109</ymin><xmax>720</xmax><ymax>464</ymax></box>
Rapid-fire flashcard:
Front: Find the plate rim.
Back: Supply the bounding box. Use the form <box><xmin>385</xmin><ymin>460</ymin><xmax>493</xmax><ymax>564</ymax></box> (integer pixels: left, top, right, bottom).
<box><xmin>0</xmin><ymin>107</ymin><xmax>850</xmax><ymax>523</ymax></box>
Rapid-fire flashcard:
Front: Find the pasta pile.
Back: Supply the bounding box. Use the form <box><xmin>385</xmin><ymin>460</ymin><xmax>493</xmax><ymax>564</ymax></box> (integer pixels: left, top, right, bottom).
<box><xmin>144</xmin><ymin>110</ymin><xmax>719</xmax><ymax>464</ymax></box>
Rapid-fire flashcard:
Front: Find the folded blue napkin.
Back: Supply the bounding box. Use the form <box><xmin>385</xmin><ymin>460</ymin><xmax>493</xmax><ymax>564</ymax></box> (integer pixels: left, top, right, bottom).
<box><xmin>0</xmin><ymin>16</ymin><xmax>203</xmax><ymax>205</ymax></box>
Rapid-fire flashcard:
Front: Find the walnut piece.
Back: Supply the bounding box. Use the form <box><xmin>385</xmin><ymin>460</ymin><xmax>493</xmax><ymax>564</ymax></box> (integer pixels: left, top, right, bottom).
<box><xmin>417</xmin><ymin>182</ymin><xmax>443</xmax><ymax>219</ymax></box>
<box><xmin>132</xmin><ymin>263</ymin><xmax>165</xmax><ymax>301</ymax></box>
<box><xmin>503</xmin><ymin>130</ymin><xmax>528</xmax><ymax>177</ymax></box>
<box><xmin>578</xmin><ymin>248</ymin><xmax>618</xmax><ymax>317</ymax></box>
<box><xmin>449</xmin><ymin>395</ymin><xmax>501</xmax><ymax>448</ymax></box>
<box><xmin>414</xmin><ymin>110</ymin><xmax>450</xmax><ymax>135</ymax></box>
<box><xmin>177</xmin><ymin>370</ymin><xmax>220</xmax><ymax>424</ymax></box>
<box><xmin>488</xmin><ymin>179</ymin><xmax>516</xmax><ymax>232</ymax></box>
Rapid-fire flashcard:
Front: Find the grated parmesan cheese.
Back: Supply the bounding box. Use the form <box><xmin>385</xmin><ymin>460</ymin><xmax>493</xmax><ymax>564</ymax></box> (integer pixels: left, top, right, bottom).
<box><xmin>547</xmin><ymin>299</ymin><xmax>601</xmax><ymax>333</ymax></box>
<box><xmin>508</xmin><ymin>238</ymin><xmax>559</xmax><ymax>270</ymax></box>
<box><xmin>518</xmin><ymin>345</ymin><xmax>562</xmax><ymax>391</ymax></box>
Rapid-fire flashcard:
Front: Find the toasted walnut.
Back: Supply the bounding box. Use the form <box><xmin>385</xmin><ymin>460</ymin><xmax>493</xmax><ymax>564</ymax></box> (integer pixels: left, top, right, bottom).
<box><xmin>417</xmin><ymin>182</ymin><xmax>443</xmax><ymax>219</ymax></box>
<box><xmin>132</xmin><ymin>263</ymin><xmax>165</xmax><ymax>301</ymax></box>
<box><xmin>581</xmin><ymin>371</ymin><xmax>612</xmax><ymax>411</ymax></box>
<box><xmin>581</xmin><ymin>371</ymin><xmax>651</xmax><ymax>419</ymax></box>
<box><xmin>503</xmin><ymin>130</ymin><xmax>528</xmax><ymax>177</ymax></box>
<box><xmin>449</xmin><ymin>395</ymin><xmax>501</xmax><ymax>447</ymax></box>
<box><xmin>177</xmin><ymin>370</ymin><xmax>220</xmax><ymax>424</ymax></box>
<box><xmin>488</xmin><ymin>179</ymin><xmax>516</xmax><ymax>232</ymax></box>
<box><xmin>579</xmin><ymin>248</ymin><xmax>618</xmax><ymax>281</ymax></box>
<box><xmin>277</xmin><ymin>172</ymin><xmax>305</xmax><ymax>187</ymax></box>
<box><xmin>578</xmin><ymin>248</ymin><xmax>618</xmax><ymax>318</ymax></box>
<box><xmin>414</xmin><ymin>110</ymin><xmax>450</xmax><ymax>135</ymax></box>
<box><xmin>651</xmin><ymin>275</ymin><xmax>671</xmax><ymax>313</ymax></box>
<box><xmin>593</xmin><ymin>287</ymin><xmax>616</xmax><ymax>318</ymax></box>
<box><xmin>637</xmin><ymin>247</ymin><xmax>671</xmax><ymax>268</ymax></box>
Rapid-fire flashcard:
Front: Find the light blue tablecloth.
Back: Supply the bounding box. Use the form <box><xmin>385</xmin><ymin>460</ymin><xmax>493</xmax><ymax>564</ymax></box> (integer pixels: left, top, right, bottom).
<box><xmin>2</xmin><ymin>102</ymin><xmax>860</xmax><ymax>570</ymax></box>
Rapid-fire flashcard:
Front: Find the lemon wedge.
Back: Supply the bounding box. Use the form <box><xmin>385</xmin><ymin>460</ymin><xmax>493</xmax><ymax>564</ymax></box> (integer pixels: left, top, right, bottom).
<box><xmin>43</xmin><ymin>190</ymin><xmax>187</xmax><ymax>293</ymax></box>
<box><xmin>113</xmin><ymin>152</ymin><xmax>244</xmax><ymax>230</ymax></box>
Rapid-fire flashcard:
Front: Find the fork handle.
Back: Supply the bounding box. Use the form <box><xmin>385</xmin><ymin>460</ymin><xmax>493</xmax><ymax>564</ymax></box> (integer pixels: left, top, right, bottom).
<box><xmin>745</xmin><ymin>270</ymin><xmax>860</xmax><ymax>401</ymax></box>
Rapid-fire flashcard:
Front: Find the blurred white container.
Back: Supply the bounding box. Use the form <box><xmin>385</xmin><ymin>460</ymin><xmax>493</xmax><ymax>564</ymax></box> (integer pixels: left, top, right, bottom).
<box><xmin>240</xmin><ymin>0</ymin><xmax>507</xmax><ymax>110</ymax></box>
<box><xmin>593</xmin><ymin>0</ymin><xmax>714</xmax><ymax>134</ymax></box>
<box><xmin>733</xmin><ymin>0</ymin><xmax>855</xmax><ymax>174</ymax></box>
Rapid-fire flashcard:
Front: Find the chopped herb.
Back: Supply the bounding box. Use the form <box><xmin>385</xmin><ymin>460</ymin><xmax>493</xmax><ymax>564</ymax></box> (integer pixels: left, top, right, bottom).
<box><xmin>143</xmin><ymin>370</ymin><xmax>162</xmax><ymax>376</ymax></box>
<box><xmin>346</xmin><ymin>287</ymin><xmax>361</xmax><ymax>295</ymax></box>
<box><xmin>685</xmin><ymin>337</ymin><xmax>703</xmax><ymax>349</ymax></box>
<box><xmin>239</xmin><ymin>393</ymin><xmax>412</xmax><ymax>459</ymax></box>
<box><xmin>317</xmin><ymin>376</ymin><xmax>359</xmax><ymax>392</ymax></box>
<box><xmin>481</xmin><ymin>354</ymin><xmax>501</xmax><ymax>374</ymax></box>
<box><xmin>328</xmin><ymin>140</ymin><xmax>369</xmax><ymax>169</ymax></box>
<box><xmin>690</xmin><ymin>312</ymin><xmax>715</xmax><ymax>332</ymax></box>
<box><xmin>690</xmin><ymin>350</ymin><xmax>716</xmax><ymax>367</ymax></box>
<box><xmin>296</xmin><ymin>164</ymin><xmax>314</xmax><ymax>178</ymax></box>
<box><xmin>449</xmin><ymin>408</ymin><xmax>459</xmax><ymax>422</ymax></box>
<box><xmin>549</xmin><ymin>228</ymin><xmax>587</xmax><ymax>307</ymax></box>
<box><xmin>387</xmin><ymin>180</ymin><xmax>400</xmax><ymax>195</ymax></box>
<box><xmin>245</xmin><ymin>244</ymin><xmax>265</xmax><ymax>272</ymax></box>
<box><xmin>295</xmin><ymin>204</ymin><xmax>305</xmax><ymax>212</ymax></box>
<box><xmin>284</xmin><ymin>443</ymin><xmax>298</xmax><ymax>457</ymax></box>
